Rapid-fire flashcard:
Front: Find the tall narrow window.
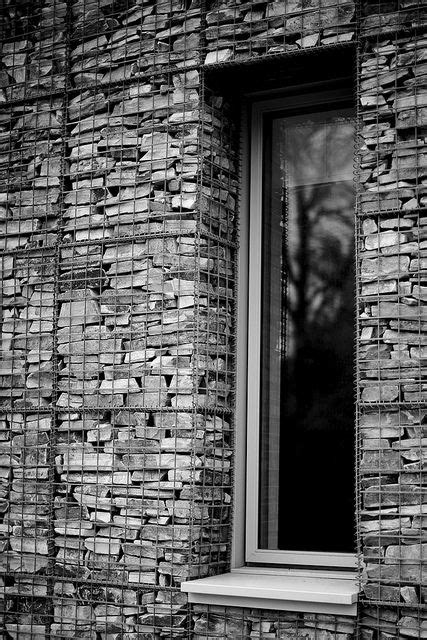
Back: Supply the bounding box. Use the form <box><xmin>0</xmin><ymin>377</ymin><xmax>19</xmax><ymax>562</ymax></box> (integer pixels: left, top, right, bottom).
<box><xmin>247</xmin><ymin>90</ymin><xmax>356</xmax><ymax>567</ymax></box>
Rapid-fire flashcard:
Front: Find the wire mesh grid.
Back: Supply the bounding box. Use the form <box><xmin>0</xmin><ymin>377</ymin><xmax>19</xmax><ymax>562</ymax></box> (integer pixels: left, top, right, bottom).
<box><xmin>0</xmin><ymin>0</ymin><xmax>67</xmax><ymax>103</ymax></box>
<box><xmin>356</xmin><ymin>0</ymin><xmax>427</xmax><ymax>637</ymax></box>
<box><xmin>189</xmin><ymin>606</ymin><xmax>357</xmax><ymax>639</ymax></box>
<box><xmin>202</xmin><ymin>0</ymin><xmax>357</xmax><ymax>65</ymax></box>
<box><xmin>0</xmin><ymin>1</ymin><xmax>236</xmax><ymax>638</ymax></box>
<box><xmin>0</xmin><ymin>0</ymin><xmax>425</xmax><ymax>638</ymax></box>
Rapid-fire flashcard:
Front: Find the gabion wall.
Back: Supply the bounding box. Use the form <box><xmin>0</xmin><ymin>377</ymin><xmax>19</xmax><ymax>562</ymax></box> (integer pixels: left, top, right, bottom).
<box><xmin>190</xmin><ymin>606</ymin><xmax>357</xmax><ymax>639</ymax></box>
<box><xmin>0</xmin><ymin>1</ymin><xmax>235</xmax><ymax>637</ymax></box>
<box><xmin>0</xmin><ymin>0</ymin><xmax>425</xmax><ymax>638</ymax></box>
<box><xmin>357</xmin><ymin>1</ymin><xmax>427</xmax><ymax>638</ymax></box>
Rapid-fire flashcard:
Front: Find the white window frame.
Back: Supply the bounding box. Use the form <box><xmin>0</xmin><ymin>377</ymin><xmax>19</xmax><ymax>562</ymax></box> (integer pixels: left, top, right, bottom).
<box><xmin>241</xmin><ymin>89</ymin><xmax>358</xmax><ymax>570</ymax></box>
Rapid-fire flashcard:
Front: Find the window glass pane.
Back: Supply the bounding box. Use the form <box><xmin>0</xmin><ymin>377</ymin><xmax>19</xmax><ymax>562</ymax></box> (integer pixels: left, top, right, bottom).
<box><xmin>259</xmin><ymin>108</ymin><xmax>355</xmax><ymax>553</ymax></box>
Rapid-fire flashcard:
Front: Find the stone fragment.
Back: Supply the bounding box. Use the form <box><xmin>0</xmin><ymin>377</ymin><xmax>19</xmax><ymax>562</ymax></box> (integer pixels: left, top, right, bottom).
<box><xmin>204</xmin><ymin>49</ymin><xmax>233</xmax><ymax>65</ymax></box>
<box><xmin>361</xmin><ymin>385</ymin><xmax>399</xmax><ymax>402</ymax></box>
<box><xmin>58</xmin><ymin>300</ymin><xmax>100</xmax><ymax>327</ymax></box>
<box><xmin>401</xmin><ymin>586</ymin><xmax>419</xmax><ymax>604</ymax></box>
<box><xmin>361</xmin><ymin>256</ymin><xmax>410</xmax><ymax>281</ymax></box>
<box><xmin>398</xmin><ymin>617</ymin><xmax>427</xmax><ymax>638</ymax></box>
<box><xmin>365</xmin><ymin>231</ymin><xmax>409</xmax><ymax>250</ymax></box>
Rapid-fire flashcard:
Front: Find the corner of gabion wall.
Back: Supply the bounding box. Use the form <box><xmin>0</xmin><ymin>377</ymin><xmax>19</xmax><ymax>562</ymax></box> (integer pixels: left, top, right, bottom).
<box><xmin>0</xmin><ymin>0</ymin><xmax>235</xmax><ymax>637</ymax></box>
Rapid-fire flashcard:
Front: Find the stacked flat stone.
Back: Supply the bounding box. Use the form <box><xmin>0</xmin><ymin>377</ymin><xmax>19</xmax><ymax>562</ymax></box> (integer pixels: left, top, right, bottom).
<box><xmin>1</xmin><ymin>0</ymin><xmax>425</xmax><ymax>638</ymax></box>
<box><xmin>44</xmin><ymin>1</ymin><xmax>234</xmax><ymax>638</ymax></box>
<box><xmin>0</xmin><ymin>1</ymin><xmax>41</xmax><ymax>44</ymax></box>
<box><xmin>70</xmin><ymin>0</ymin><xmax>201</xmax><ymax>89</ymax></box>
<box><xmin>0</xmin><ymin>2</ymin><xmax>66</xmax><ymax>102</ymax></box>
<box><xmin>192</xmin><ymin>606</ymin><xmax>356</xmax><ymax>639</ymax></box>
<box><xmin>0</xmin><ymin>1</ymin><xmax>67</xmax><ymax>637</ymax></box>
<box><xmin>204</xmin><ymin>0</ymin><xmax>356</xmax><ymax>65</ymax></box>
<box><xmin>358</xmin><ymin>1</ymin><xmax>427</xmax><ymax>637</ymax></box>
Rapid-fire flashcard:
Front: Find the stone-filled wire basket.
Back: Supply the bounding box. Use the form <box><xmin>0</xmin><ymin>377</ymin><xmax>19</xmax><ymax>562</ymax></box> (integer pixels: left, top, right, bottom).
<box><xmin>0</xmin><ymin>0</ymin><xmax>425</xmax><ymax>639</ymax></box>
<box><xmin>357</xmin><ymin>1</ymin><xmax>427</xmax><ymax>638</ymax></box>
<box><xmin>0</xmin><ymin>0</ymin><xmax>234</xmax><ymax>637</ymax></box>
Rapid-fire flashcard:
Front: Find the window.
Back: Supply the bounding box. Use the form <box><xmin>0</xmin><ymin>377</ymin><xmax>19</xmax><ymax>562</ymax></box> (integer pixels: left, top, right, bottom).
<box><xmin>245</xmin><ymin>87</ymin><xmax>356</xmax><ymax>568</ymax></box>
<box><xmin>182</xmin><ymin>81</ymin><xmax>360</xmax><ymax>614</ymax></box>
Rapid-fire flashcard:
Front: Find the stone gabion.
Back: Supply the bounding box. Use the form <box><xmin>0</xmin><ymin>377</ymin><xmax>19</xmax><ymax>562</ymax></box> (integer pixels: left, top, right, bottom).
<box><xmin>0</xmin><ymin>0</ymin><xmax>425</xmax><ymax>638</ymax></box>
<box><xmin>203</xmin><ymin>0</ymin><xmax>356</xmax><ymax>65</ymax></box>
<box><xmin>1</xmin><ymin>0</ymin><xmax>235</xmax><ymax>637</ymax></box>
<box><xmin>190</xmin><ymin>606</ymin><xmax>356</xmax><ymax>640</ymax></box>
<box><xmin>0</xmin><ymin>0</ymin><xmax>67</xmax><ymax>636</ymax></box>
<box><xmin>358</xmin><ymin>1</ymin><xmax>427</xmax><ymax>630</ymax></box>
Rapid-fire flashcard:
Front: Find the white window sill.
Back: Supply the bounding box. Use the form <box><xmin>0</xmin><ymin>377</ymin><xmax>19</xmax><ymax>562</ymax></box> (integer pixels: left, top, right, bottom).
<box><xmin>181</xmin><ymin>568</ymin><xmax>359</xmax><ymax>616</ymax></box>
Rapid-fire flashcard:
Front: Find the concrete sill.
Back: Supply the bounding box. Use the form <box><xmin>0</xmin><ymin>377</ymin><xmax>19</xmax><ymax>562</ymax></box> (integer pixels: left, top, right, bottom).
<box><xmin>181</xmin><ymin>568</ymin><xmax>359</xmax><ymax>616</ymax></box>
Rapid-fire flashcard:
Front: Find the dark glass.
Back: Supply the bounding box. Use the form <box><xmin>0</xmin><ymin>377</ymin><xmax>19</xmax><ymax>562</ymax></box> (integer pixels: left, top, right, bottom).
<box><xmin>259</xmin><ymin>109</ymin><xmax>355</xmax><ymax>553</ymax></box>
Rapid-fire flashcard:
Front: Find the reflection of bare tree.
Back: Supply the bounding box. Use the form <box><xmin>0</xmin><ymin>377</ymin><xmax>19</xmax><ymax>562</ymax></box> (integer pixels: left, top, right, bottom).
<box><xmin>275</xmin><ymin>116</ymin><xmax>355</xmax><ymax>551</ymax></box>
<box><xmin>280</xmin><ymin>120</ymin><xmax>354</xmax><ymax>434</ymax></box>
<box><xmin>283</xmin><ymin>120</ymin><xmax>354</xmax><ymax>330</ymax></box>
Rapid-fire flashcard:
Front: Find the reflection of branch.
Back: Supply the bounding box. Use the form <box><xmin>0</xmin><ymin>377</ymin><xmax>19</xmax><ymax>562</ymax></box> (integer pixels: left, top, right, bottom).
<box><xmin>326</xmin><ymin>209</ymin><xmax>354</xmax><ymax>228</ymax></box>
<box><xmin>307</xmin><ymin>252</ymin><xmax>354</xmax><ymax>323</ymax></box>
<box><xmin>283</xmin><ymin>235</ymin><xmax>295</xmax><ymax>283</ymax></box>
<box><xmin>295</xmin><ymin>188</ymin><xmax>308</xmax><ymax>335</ymax></box>
<box><xmin>303</xmin><ymin>183</ymin><xmax>354</xmax><ymax>228</ymax></box>
<box><xmin>281</xmin><ymin>119</ymin><xmax>355</xmax><ymax>348</ymax></box>
<box><xmin>284</xmin><ymin>120</ymin><xmax>354</xmax><ymax>186</ymax></box>
<box><xmin>300</xmin><ymin>185</ymin><xmax>317</xmax><ymax>214</ymax></box>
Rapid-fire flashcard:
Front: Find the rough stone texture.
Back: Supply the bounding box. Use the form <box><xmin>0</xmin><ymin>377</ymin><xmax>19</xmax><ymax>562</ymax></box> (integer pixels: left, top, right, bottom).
<box><xmin>0</xmin><ymin>0</ymin><xmax>425</xmax><ymax>638</ymax></box>
<box><xmin>203</xmin><ymin>0</ymin><xmax>356</xmax><ymax>64</ymax></box>
<box><xmin>0</xmin><ymin>0</ymin><xmax>66</xmax><ymax>635</ymax></box>
<box><xmin>191</xmin><ymin>607</ymin><xmax>356</xmax><ymax>640</ymax></box>
<box><xmin>0</xmin><ymin>0</ymin><xmax>66</xmax><ymax>102</ymax></box>
<box><xmin>1</xmin><ymin>1</ymin><xmax>232</xmax><ymax>637</ymax></box>
<box><xmin>357</xmin><ymin>1</ymin><xmax>427</xmax><ymax>638</ymax></box>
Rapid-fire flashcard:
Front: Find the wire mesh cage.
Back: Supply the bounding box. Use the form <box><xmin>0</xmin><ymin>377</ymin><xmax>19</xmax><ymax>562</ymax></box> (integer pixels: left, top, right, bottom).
<box><xmin>203</xmin><ymin>0</ymin><xmax>356</xmax><ymax>65</ymax></box>
<box><xmin>190</xmin><ymin>606</ymin><xmax>357</xmax><ymax>640</ymax></box>
<box><xmin>0</xmin><ymin>1</ymin><xmax>237</xmax><ymax>637</ymax></box>
<box><xmin>0</xmin><ymin>0</ymin><xmax>426</xmax><ymax>638</ymax></box>
<box><xmin>357</xmin><ymin>0</ymin><xmax>427</xmax><ymax>636</ymax></box>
